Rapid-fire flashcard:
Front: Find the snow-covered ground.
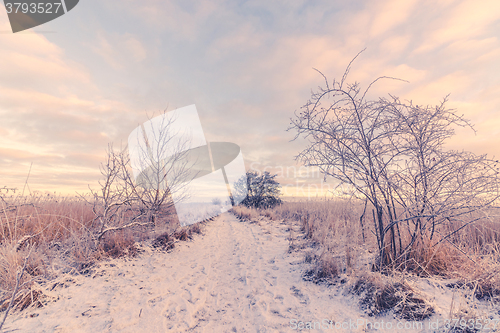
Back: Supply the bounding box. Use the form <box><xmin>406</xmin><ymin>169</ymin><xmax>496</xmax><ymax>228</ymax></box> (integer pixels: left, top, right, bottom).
<box><xmin>5</xmin><ymin>213</ymin><xmax>499</xmax><ymax>332</ymax></box>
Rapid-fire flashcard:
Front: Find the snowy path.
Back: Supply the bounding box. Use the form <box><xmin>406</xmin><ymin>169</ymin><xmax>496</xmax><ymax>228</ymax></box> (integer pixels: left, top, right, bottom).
<box><xmin>8</xmin><ymin>213</ymin><xmax>389</xmax><ymax>332</ymax></box>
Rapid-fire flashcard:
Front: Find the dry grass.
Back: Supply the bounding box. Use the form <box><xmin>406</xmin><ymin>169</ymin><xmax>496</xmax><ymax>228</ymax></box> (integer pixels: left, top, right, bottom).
<box><xmin>268</xmin><ymin>199</ymin><xmax>371</xmax><ymax>274</ymax></box>
<box><xmin>0</xmin><ymin>194</ymin><xmax>95</xmax><ymax>316</ymax></box>
<box><xmin>98</xmin><ymin>230</ymin><xmax>139</xmax><ymax>259</ymax></box>
<box><xmin>152</xmin><ymin>232</ymin><xmax>175</xmax><ymax>250</ymax></box>
<box><xmin>151</xmin><ymin>223</ymin><xmax>204</xmax><ymax>251</ymax></box>
<box><xmin>352</xmin><ymin>273</ymin><xmax>434</xmax><ymax>320</ymax></box>
<box><xmin>0</xmin><ymin>192</ymin><xmax>195</xmax><ymax>316</ymax></box>
<box><xmin>303</xmin><ymin>252</ymin><xmax>341</xmax><ymax>282</ymax></box>
<box><xmin>231</xmin><ymin>205</ymin><xmax>260</xmax><ymax>221</ymax></box>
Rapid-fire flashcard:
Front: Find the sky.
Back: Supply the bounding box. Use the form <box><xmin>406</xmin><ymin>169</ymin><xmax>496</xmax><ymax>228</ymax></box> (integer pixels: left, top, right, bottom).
<box><xmin>0</xmin><ymin>0</ymin><xmax>499</xmax><ymax>198</ymax></box>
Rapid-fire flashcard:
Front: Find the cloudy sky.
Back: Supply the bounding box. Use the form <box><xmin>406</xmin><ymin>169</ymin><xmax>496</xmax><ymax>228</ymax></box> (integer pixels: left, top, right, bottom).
<box><xmin>1</xmin><ymin>0</ymin><xmax>499</xmax><ymax>197</ymax></box>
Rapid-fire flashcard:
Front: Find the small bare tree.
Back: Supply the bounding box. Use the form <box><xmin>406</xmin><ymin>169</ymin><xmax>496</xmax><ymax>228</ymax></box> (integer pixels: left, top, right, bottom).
<box><xmin>86</xmin><ymin>110</ymin><xmax>198</xmax><ymax>244</ymax></box>
<box><xmin>289</xmin><ymin>51</ymin><xmax>500</xmax><ymax>270</ymax></box>
<box><xmin>86</xmin><ymin>144</ymin><xmax>146</xmax><ymax>244</ymax></box>
<box><xmin>122</xmin><ymin>110</ymin><xmax>195</xmax><ymax>226</ymax></box>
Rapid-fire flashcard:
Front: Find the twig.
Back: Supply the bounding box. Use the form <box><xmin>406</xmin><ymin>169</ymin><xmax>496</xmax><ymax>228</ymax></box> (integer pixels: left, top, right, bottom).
<box><xmin>96</xmin><ymin>219</ymin><xmax>151</xmax><ymax>243</ymax></box>
<box><xmin>0</xmin><ymin>246</ymin><xmax>32</xmax><ymax>331</ymax></box>
<box><xmin>21</xmin><ymin>162</ymin><xmax>33</xmax><ymax>197</ymax></box>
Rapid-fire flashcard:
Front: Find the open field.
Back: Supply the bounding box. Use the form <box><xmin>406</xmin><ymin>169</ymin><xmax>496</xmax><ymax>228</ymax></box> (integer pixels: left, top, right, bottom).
<box><xmin>1</xmin><ymin>196</ymin><xmax>500</xmax><ymax>332</ymax></box>
<box><xmin>0</xmin><ymin>193</ymin><xmax>201</xmax><ymax>328</ymax></box>
<box><xmin>4</xmin><ymin>211</ymin><xmax>368</xmax><ymax>332</ymax></box>
<box><xmin>241</xmin><ymin>200</ymin><xmax>500</xmax><ymax>282</ymax></box>
<box><xmin>232</xmin><ymin>201</ymin><xmax>500</xmax><ymax>329</ymax></box>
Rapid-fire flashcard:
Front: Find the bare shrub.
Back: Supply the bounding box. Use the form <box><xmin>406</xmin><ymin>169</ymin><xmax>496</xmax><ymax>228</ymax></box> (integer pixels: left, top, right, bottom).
<box><xmin>85</xmin><ymin>109</ymin><xmax>198</xmax><ymax>248</ymax></box>
<box><xmin>237</xmin><ymin>171</ymin><xmax>282</xmax><ymax>209</ymax></box>
<box><xmin>188</xmin><ymin>223</ymin><xmax>202</xmax><ymax>235</ymax></box>
<box><xmin>172</xmin><ymin>228</ymin><xmax>191</xmax><ymax>241</ymax></box>
<box><xmin>151</xmin><ymin>232</ymin><xmax>174</xmax><ymax>250</ymax></box>
<box><xmin>289</xmin><ymin>50</ymin><xmax>500</xmax><ymax>271</ymax></box>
